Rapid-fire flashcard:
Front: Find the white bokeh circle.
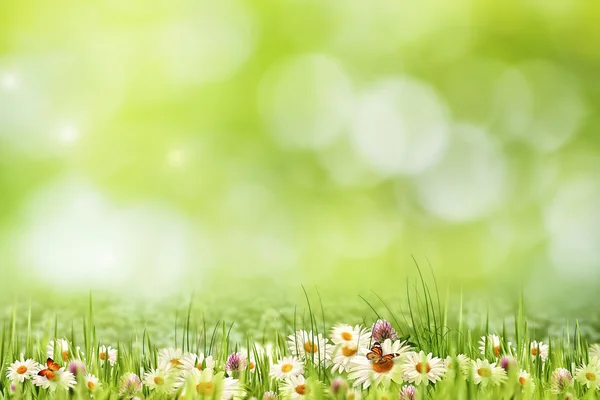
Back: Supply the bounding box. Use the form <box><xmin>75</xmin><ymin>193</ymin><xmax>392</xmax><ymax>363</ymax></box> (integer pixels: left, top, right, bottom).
<box><xmin>349</xmin><ymin>77</ymin><xmax>450</xmax><ymax>176</ymax></box>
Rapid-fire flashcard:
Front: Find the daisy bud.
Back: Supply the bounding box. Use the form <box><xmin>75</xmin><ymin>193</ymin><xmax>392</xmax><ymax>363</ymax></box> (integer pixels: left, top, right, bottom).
<box><xmin>119</xmin><ymin>372</ymin><xmax>142</xmax><ymax>398</ymax></box>
<box><xmin>399</xmin><ymin>384</ymin><xmax>416</xmax><ymax>400</ymax></box>
<box><xmin>263</xmin><ymin>391</ymin><xmax>278</xmax><ymax>400</ymax></box>
<box><xmin>551</xmin><ymin>368</ymin><xmax>574</xmax><ymax>394</ymax></box>
<box><xmin>68</xmin><ymin>360</ymin><xmax>86</xmax><ymax>376</ymax></box>
<box><xmin>499</xmin><ymin>356</ymin><xmax>517</xmax><ymax>371</ymax></box>
<box><xmin>330</xmin><ymin>377</ymin><xmax>348</xmax><ymax>395</ymax></box>
<box><xmin>226</xmin><ymin>352</ymin><xmax>248</xmax><ymax>372</ymax></box>
<box><xmin>371</xmin><ymin>320</ymin><xmax>398</xmax><ymax>342</ymax></box>
<box><xmin>10</xmin><ymin>383</ymin><xmax>16</xmax><ymax>393</ymax></box>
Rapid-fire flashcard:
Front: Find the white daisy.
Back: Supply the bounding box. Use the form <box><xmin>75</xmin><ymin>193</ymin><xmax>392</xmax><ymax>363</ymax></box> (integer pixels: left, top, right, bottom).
<box><xmin>444</xmin><ymin>354</ymin><xmax>470</xmax><ymax>379</ymax></box>
<box><xmin>347</xmin><ymin>339</ymin><xmax>410</xmax><ymax>389</ymax></box>
<box><xmin>182</xmin><ymin>352</ymin><xmax>216</xmax><ymax>373</ymax></box>
<box><xmin>180</xmin><ymin>368</ymin><xmax>244</xmax><ymax>399</ymax></box>
<box><xmin>478</xmin><ymin>334</ymin><xmax>502</xmax><ymax>358</ymax></box>
<box><xmin>330</xmin><ymin>324</ymin><xmax>371</xmax><ymax>348</ymax></box>
<box><xmin>471</xmin><ymin>359</ymin><xmax>507</xmax><ymax>387</ymax></box>
<box><xmin>574</xmin><ymin>357</ymin><xmax>600</xmax><ymax>390</ymax></box>
<box><xmin>98</xmin><ymin>345</ymin><xmax>118</xmax><ymax>366</ymax></box>
<box><xmin>288</xmin><ymin>330</ymin><xmax>331</xmax><ymax>364</ymax></box>
<box><xmin>84</xmin><ymin>373</ymin><xmax>101</xmax><ymax>392</ymax></box>
<box><xmin>158</xmin><ymin>348</ymin><xmax>194</xmax><ymax>371</ymax></box>
<box><xmin>590</xmin><ymin>344</ymin><xmax>600</xmax><ymax>360</ymax></box>
<box><xmin>517</xmin><ymin>369</ymin><xmax>535</xmax><ymax>392</ymax></box>
<box><xmin>143</xmin><ymin>368</ymin><xmax>175</xmax><ymax>394</ymax></box>
<box><xmin>6</xmin><ymin>358</ymin><xmax>40</xmax><ymax>382</ymax></box>
<box><xmin>32</xmin><ymin>368</ymin><xmax>77</xmax><ymax>391</ymax></box>
<box><xmin>402</xmin><ymin>351</ymin><xmax>446</xmax><ymax>385</ymax></box>
<box><xmin>47</xmin><ymin>339</ymin><xmax>70</xmax><ymax>362</ymax></box>
<box><xmin>331</xmin><ymin>343</ymin><xmax>366</xmax><ymax>374</ymax></box>
<box><xmin>270</xmin><ymin>356</ymin><xmax>303</xmax><ymax>380</ymax></box>
<box><xmin>280</xmin><ymin>375</ymin><xmax>310</xmax><ymax>400</ymax></box>
<box><xmin>529</xmin><ymin>340</ymin><xmax>549</xmax><ymax>361</ymax></box>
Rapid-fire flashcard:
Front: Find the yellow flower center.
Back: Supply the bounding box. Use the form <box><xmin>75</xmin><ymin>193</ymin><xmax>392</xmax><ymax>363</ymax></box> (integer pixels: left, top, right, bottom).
<box><xmin>16</xmin><ymin>365</ymin><xmax>28</xmax><ymax>374</ymax></box>
<box><xmin>347</xmin><ymin>393</ymin><xmax>355</xmax><ymax>400</ymax></box>
<box><xmin>519</xmin><ymin>377</ymin><xmax>527</xmax><ymax>385</ymax></box>
<box><xmin>99</xmin><ymin>352</ymin><xmax>106</xmax><ymax>360</ymax></box>
<box><xmin>341</xmin><ymin>346</ymin><xmax>357</xmax><ymax>357</ymax></box>
<box><xmin>62</xmin><ymin>350</ymin><xmax>69</xmax><ymax>362</ymax></box>
<box><xmin>372</xmin><ymin>359</ymin><xmax>394</xmax><ymax>373</ymax></box>
<box><xmin>295</xmin><ymin>384</ymin><xmax>308</xmax><ymax>395</ymax></box>
<box><xmin>586</xmin><ymin>372</ymin><xmax>597</xmax><ymax>381</ymax></box>
<box><xmin>196</xmin><ymin>381</ymin><xmax>214</xmax><ymax>396</ymax></box>
<box><xmin>87</xmin><ymin>381</ymin><xmax>96</xmax><ymax>390</ymax></box>
<box><xmin>170</xmin><ymin>358</ymin><xmax>182</xmax><ymax>366</ymax></box>
<box><xmin>493</xmin><ymin>346</ymin><xmax>500</xmax><ymax>357</ymax></box>
<box><xmin>197</xmin><ymin>363</ymin><xmax>203</xmax><ymax>370</ymax></box>
<box><xmin>154</xmin><ymin>376</ymin><xmax>165</xmax><ymax>385</ymax></box>
<box><xmin>304</xmin><ymin>342</ymin><xmax>318</xmax><ymax>354</ymax></box>
<box><xmin>416</xmin><ymin>362</ymin><xmax>431</xmax><ymax>373</ymax></box>
<box><xmin>478</xmin><ymin>367</ymin><xmax>492</xmax><ymax>378</ymax></box>
<box><xmin>531</xmin><ymin>348</ymin><xmax>539</xmax><ymax>356</ymax></box>
<box><xmin>281</xmin><ymin>363</ymin><xmax>293</xmax><ymax>373</ymax></box>
<box><xmin>341</xmin><ymin>332</ymin><xmax>353</xmax><ymax>341</ymax></box>
<box><xmin>381</xmin><ymin>397</ymin><xmax>389</xmax><ymax>400</ymax></box>
<box><xmin>249</xmin><ymin>361</ymin><xmax>255</xmax><ymax>370</ymax></box>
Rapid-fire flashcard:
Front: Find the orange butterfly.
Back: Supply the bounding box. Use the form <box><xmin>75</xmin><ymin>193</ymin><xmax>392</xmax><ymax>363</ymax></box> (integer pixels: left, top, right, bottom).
<box><xmin>38</xmin><ymin>358</ymin><xmax>61</xmax><ymax>380</ymax></box>
<box><xmin>366</xmin><ymin>341</ymin><xmax>399</xmax><ymax>364</ymax></box>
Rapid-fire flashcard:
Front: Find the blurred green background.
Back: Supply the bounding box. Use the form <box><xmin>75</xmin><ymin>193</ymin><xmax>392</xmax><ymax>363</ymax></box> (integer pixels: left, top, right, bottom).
<box><xmin>1</xmin><ymin>0</ymin><xmax>599</xmax><ymax>314</ymax></box>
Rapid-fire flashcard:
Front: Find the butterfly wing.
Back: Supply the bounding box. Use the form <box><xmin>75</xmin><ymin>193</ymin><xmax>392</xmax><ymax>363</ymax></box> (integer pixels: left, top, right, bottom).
<box><xmin>46</xmin><ymin>358</ymin><xmax>60</xmax><ymax>371</ymax></box>
<box><xmin>366</xmin><ymin>341</ymin><xmax>383</xmax><ymax>361</ymax></box>
<box><xmin>377</xmin><ymin>353</ymin><xmax>399</xmax><ymax>363</ymax></box>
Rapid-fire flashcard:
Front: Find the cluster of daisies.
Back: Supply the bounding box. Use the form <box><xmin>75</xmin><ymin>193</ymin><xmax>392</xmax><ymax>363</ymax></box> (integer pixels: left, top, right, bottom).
<box><xmin>4</xmin><ymin>321</ymin><xmax>600</xmax><ymax>399</ymax></box>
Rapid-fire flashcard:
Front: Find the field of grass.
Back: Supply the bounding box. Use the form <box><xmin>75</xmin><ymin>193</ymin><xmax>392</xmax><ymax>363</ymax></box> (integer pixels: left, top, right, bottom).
<box><xmin>1</xmin><ymin>274</ymin><xmax>599</xmax><ymax>400</ymax></box>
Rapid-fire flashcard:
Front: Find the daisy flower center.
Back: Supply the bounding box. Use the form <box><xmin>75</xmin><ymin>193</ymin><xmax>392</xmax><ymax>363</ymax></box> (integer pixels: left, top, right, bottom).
<box><xmin>249</xmin><ymin>361</ymin><xmax>255</xmax><ymax>370</ymax></box>
<box><xmin>519</xmin><ymin>377</ymin><xmax>527</xmax><ymax>385</ymax></box>
<box><xmin>154</xmin><ymin>376</ymin><xmax>165</xmax><ymax>385</ymax></box>
<box><xmin>87</xmin><ymin>381</ymin><xmax>96</xmax><ymax>390</ymax></box>
<box><xmin>341</xmin><ymin>346</ymin><xmax>357</xmax><ymax>357</ymax></box>
<box><xmin>531</xmin><ymin>348</ymin><xmax>539</xmax><ymax>356</ymax></box>
<box><xmin>493</xmin><ymin>346</ymin><xmax>500</xmax><ymax>357</ymax></box>
<box><xmin>196</xmin><ymin>382</ymin><xmax>214</xmax><ymax>395</ymax></box>
<box><xmin>281</xmin><ymin>363</ymin><xmax>293</xmax><ymax>373</ymax></box>
<box><xmin>304</xmin><ymin>342</ymin><xmax>318</xmax><ymax>354</ymax></box>
<box><xmin>62</xmin><ymin>350</ymin><xmax>69</xmax><ymax>361</ymax></box>
<box><xmin>170</xmin><ymin>358</ymin><xmax>182</xmax><ymax>366</ymax></box>
<box><xmin>197</xmin><ymin>363</ymin><xmax>203</xmax><ymax>370</ymax></box>
<box><xmin>341</xmin><ymin>332</ymin><xmax>353</xmax><ymax>341</ymax></box>
<box><xmin>372</xmin><ymin>359</ymin><xmax>394</xmax><ymax>373</ymax></box>
<box><xmin>586</xmin><ymin>372</ymin><xmax>597</xmax><ymax>381</ymax></box>
<box><xmin>478</xmin><ymin>367</ymin><xmax>492</xmax><ymax>378</ymax></box>
<box><xmin>295</xmin><ymin>384</ymin><xmax>308</xmax><ymax>395</ymax></box>
<box><xmin>16</xmin><ymin>365</ymin><xmax>28</xmax><ymax>374</ymax></box>
<box><xmin>99</xmin><ymin>352</ymin><xmax>107</xmax><ymax>360</ymax></box>
<box><xmin>46</xmin><ymin>371</ymin><xmax>57</xmax><ymax>380</ymax></box>
<box><xmin>415</xmin><ymin>362</ymin><xmax>431</xmax><ymax>373</ymax></box>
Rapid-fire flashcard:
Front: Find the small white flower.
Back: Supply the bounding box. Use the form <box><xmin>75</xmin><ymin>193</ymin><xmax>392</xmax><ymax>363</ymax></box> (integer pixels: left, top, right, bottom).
<box><xmin>6</xmin><ymin>358</ymin><xmax>40</xmax><ymax>382</ymax></box>
<box><xmin>270</xmin><ymin>356</ymin><xmax>303</xmax><ymax>380</ymax></box>
<box><xmin>47</xmin><ymin>339</ymin><xmax>70</xmax><ymax>362</ymax></box>
<box><xmin>517</xmin><ymin>369</ymin><xmax>535</xmax><ymax>392</ymax></box>
<box><xmin>529</xmin><ymin>340</ymin><xmax>549</xmax><ymax>361</ymax></box>
<box><xmin>98</xmin><ymin>345</ymin><xmax>118</xmax><ymax>366</ymax></box>
<box><xmin>288</xmin><ymin>330</ymin><xmax>331</xmax><ymax>364</ymax></box>
<box><xmin>330</xmin><ymin>324</ymin><xmax>371</xmax><ymax>348</ymax></box>
<box><xmin>84</xmin><ymin>374</ymin><xmax>101</xmax><ymax>391</ymax></box>
<box><xmin>280</xmin><ymin>375</ymin><xmax>310</xmax><ymax>400</ymax></box>
<box><xmin>574</xmin><ymin>357</ymin><xmax>600</xmax><ymax>390</ymax></box>
<box><xmin>158</xmin><ymin>348</ymin><xmax>195</xmax><ymax>371</ymax></box>
<box><xmin>471</xmin><ymin>359</ymin><xmax>507</xmax><ymax>387</ymax></box>
<box><xmin>478</xmin><ymin>334</ymin><xmax>502</xmax><ymax>358</ymax></box>
<box><xmin>402</xmin><ymin>351</ymin><xmax>446</xmax><ymax>385</ymax></box>
<box><xmin>143</xmin><ymin>368</ymin><xmax>175</xmax><ymax>393</ymax></box>
<box><xmin>444</xmin><ymin>354</ymin><xmax>470</xmax><ymax>379</ymax></box>
<box><xmin>181</xmin><ymin>352</ymin><xmax>215</xmax><ymax>372</ymax></box>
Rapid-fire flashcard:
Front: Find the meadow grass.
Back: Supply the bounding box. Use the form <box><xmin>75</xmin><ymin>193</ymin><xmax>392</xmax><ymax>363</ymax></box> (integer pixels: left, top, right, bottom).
<box><xmin>0</xmin><ymin>274</ymin><xmax>598</xmax><ymax>399</ymax></box>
